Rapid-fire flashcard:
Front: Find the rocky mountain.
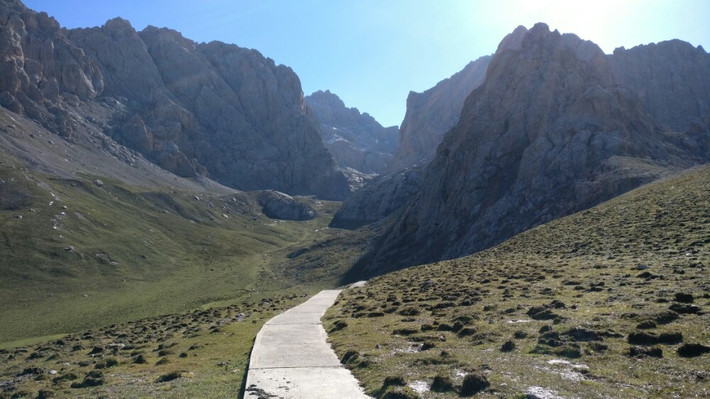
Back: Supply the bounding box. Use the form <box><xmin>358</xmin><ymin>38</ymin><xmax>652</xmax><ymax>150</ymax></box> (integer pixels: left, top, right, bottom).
<box><xmin>350</xmin><ymin>23</ymin><xmax>710</xmax><ymax>276</ymax></box>
<box><xmin>388</xmin><ymin>55</ymin><xmax>491</xmax><ymax>172</ymax></box>
<box><xmin>305</xmin><ymin>90</ymin><xmax>398</xmax><ymax>174</ymax></box>
<box><xmin>0</xmin><ymin>1</ymin><xmax>349</xmax><ymax>200</ymax></box>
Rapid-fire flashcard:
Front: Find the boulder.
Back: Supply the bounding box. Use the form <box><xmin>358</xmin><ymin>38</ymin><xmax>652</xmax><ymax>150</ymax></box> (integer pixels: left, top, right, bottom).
<box><xmin>257</xmin><ymin>190</ymin><xmax>316</xmax><ymax>221</ymax></box>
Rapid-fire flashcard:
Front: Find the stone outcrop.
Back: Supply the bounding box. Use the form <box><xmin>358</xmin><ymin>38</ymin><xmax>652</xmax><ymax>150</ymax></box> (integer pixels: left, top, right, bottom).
<box><xmin>350</xmin><ymin>23</ymin><xmax>710</xmax><ymax>276</ymax></box>
<box><xmin>0</xmin><ymin>1</ymin><xmax>350</xmax><ymax>200</ymax></box>
<box><xmin>305</xmin><ymin>90</ymin><xmax>398</xmax><ymax>174</ymax></box>
<box><xmin>388</xmin><ymin>55</ymin><xmax>491</xmax><ymax>171</ymax></box>
<box><xmin>257</xmin><ymin>190</ymin><xmax>317</xmax><ymax>221</ymax></box>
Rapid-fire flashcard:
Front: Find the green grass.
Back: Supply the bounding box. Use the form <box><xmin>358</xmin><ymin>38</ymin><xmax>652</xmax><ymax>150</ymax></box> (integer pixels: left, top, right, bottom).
<box><xmin>0</xmin><ymin>291</ymin><xmax>310</xmax><ymax>399</ymax></box>
<box><xmin>0</xmin><ymin>141</ymin><xmax>374</xmax><ymax>397</ymax></box>
<box><xmin>0</xmin><ymin>156</ymin><xmax>351</xmax><ymax>343</ymax></box>
<box><xmin>325</xmin><ymin>165</ymin><xmax>710</xmax><ymax>398</ymax></box>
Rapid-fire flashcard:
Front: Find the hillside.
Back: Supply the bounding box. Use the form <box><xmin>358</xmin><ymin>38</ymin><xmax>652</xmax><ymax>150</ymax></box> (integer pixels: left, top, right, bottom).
<box><xmin>0</xmin><ymin>107</ymin><xmax>359</xmax><ymax>344</ymax></box>
<box><xmin>326</xmin><ymin>165</ymin><xmax>710</xmax><ymax>398</ymax></box>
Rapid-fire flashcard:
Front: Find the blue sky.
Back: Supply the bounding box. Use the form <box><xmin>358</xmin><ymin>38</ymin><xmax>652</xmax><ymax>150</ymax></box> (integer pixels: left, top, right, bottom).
<box><xmin>23</xmin><ymin>0</ymin><xmax>710</xmax><ymax>127</ymax></box>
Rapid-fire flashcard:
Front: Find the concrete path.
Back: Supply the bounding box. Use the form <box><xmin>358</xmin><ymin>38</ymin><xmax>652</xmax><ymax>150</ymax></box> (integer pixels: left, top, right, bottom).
<box><xmin>244</xmin><ymin>289</ymin><xmax>371</xmax><ymax>399</ymax></box>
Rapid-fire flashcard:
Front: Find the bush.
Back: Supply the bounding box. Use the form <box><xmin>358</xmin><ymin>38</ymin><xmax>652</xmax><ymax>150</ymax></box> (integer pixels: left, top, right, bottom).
<box><xmin>382</xmin><ymin>376</ymin><xmax>406</xmax><ymax>387</ymax></box>
<box><xmin>70</xmin><ymin>371</ymin><xmax>104</xmax><ymax>388</ymax></box>
<box><xmin>460</xmin><ymin>373</ymin><xmax>489</xmax><ymax>396</ymax></box>
<box><xmin>500</xmin><ymin>340</ymin><xmax>515</xmax><ymax>352</ymax></box>
<box><xmin>95</xmin><ymin>358</ymin><xmax>119</xmax><ymax>369</ymax></box>
<box><xmin>330</xmin><ymin>320</ymin><xmax>348</xmax><ymax>332</ymax></box>
<box><xmin>341</xmin><ymin>350</ymin><xmax>359</xmax><ymax>364</ymax></box>
<box><xmin>431</xmin><ymin>375</ymin><xmax>455</xmax><ymax>392</ymax></box>
<box><xmin>155</xmin><ymin>371</ymin><xmax>181</xmax><ymax>383</ymax></box>
<box><xmin>677</xmin><ymin>343</ymin><xmax>710</xmax><ymax>358</ymax></box>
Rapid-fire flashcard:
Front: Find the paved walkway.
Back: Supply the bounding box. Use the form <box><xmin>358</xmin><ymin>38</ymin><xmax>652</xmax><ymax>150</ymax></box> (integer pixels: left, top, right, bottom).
<box><xmin>244</xmin><ymin>289</ymin><xmax>371</xmax><ymax>398</ymax></box>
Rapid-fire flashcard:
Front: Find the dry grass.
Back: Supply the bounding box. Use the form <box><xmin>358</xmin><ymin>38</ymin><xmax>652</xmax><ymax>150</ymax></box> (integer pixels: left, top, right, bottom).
<box><xmin>326</xmin><ymin>166</ymin><xmax>710</xmax><ymax>398</ymax></box>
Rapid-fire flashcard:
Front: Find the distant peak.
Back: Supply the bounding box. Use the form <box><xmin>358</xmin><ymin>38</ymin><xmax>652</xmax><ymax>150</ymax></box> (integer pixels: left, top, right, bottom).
<box><xmin>310</xmin><ymin>89</ymin><xmax>337</xmax><ymax>98</ymax></box>
<box><xmin>306</xmin><ymin>90</ymin><xmax>346</xmax><ymax>108</ymax></box>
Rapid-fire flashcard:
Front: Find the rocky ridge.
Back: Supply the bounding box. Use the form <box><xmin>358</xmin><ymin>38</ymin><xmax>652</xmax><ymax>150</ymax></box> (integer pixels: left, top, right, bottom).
<box><xmin>350</xmin><ymin>23</ymin><xmax>710</xmax><ymax>276</ymax></box>
<box><xmin>305</xmin><ymin>90</ymin><xmax>398</xmax><ymax>174</ymax></box>
<box><xmin>0</xmin><ymin>1</ymin><xmax>349</xmax><ymax>200</ymax></box>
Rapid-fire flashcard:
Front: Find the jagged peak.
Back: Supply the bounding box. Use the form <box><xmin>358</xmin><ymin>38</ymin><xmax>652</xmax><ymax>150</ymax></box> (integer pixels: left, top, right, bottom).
<box><xmin>307</xmin><ymin>90</ymin><xmax>348</xmax><ymax>110</ymax></box>
<box><xmin>496</xmin><ymin>23</ymin><xmax>604</xmax><ymax>63</ymax></box>
<box><xmin>140</xmin><ymin>25</ymin><xmax>196</xmax><ymax>48</ymax></box>
<box><xmin>103</xmin><ymin>17</ymin><xmax>135</xmax><ymax>32</ymax></box>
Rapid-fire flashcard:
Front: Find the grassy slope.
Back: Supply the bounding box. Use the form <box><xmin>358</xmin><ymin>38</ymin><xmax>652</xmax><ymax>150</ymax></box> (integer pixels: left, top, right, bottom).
<box><xmin>326</xmin><ymin>165</ymin><xmax>710</xmax><ymax>398</ymax></box>
<box><xmin>0</xmin><ymin>106</ymin><xmax>375</xmax><ymax>397</ymax></box>
<box><xmin>0</xmin><ymin>137</ymin><xmax>372</xmax><ymax>398</ymax></box>
<box><xmin>0</xmin><ymin>290</ymin><xmax>309</xmax><ymax>399</ymax></box>
<box><xmin>0</xmin><ymin>155</ymin><xmax>349</xmax><ymax>343</ymax></box>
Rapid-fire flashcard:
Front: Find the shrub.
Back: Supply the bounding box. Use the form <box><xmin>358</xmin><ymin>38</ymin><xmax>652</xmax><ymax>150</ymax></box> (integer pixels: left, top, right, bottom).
<box><xmin>431</xmin><ymin>375</ymin><xmax>455</xmax><ymax>392</ymax></box>
<box><xmin>155</xmin><ymin>371</ymin><xmax>181</xmax><ymax>383</ymax></box>
<box><xmin>460</xmin><ymin>373</ymin><xmax>489</xmax><ymax>396</ymax></box>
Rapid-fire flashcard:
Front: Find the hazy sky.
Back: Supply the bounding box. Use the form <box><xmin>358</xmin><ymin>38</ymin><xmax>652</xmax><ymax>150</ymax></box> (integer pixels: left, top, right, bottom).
<box><xmin>23</xmin><ymin>0</ymin><xmax>710</xmax><ymax>127</ymax></box>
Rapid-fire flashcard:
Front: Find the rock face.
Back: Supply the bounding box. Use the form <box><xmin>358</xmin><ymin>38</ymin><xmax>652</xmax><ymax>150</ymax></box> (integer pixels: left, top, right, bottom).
<box><xmin>0</xmin><ymin>1</ymin><xmax>103</xmax><ymax>136</ymax></box>
<box><xmin>351</xmin><ymin>23</ymin><xmax>710</xmax><ymax>276</ymax></box>
<box><xmin>305</xmin><ymin>90</ymin><xmax>398</xmax><ymax>174</ymax></box>
<box><xmin>388</xmin><ymin>55</ymin><xmax>491</xmax><ymax>172</ymax></box>
<box><xmin>610</xmin><ymin>40</ymin><xmax>710</xmax><ymax>131</ymax></box>
<box><xmin>257</xmin><ymin>190</ymin><xmax>316</xmax><ymax>221</ymax></box>
<box><xmin>329</xmin><ymin>165</ymin><xmax>423</xmax><ymax>229</ymax></box>
<box><xmin>0</xmin><ymin>1</ymin><xmax>349</xmax><ymax>200</ymax></box>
